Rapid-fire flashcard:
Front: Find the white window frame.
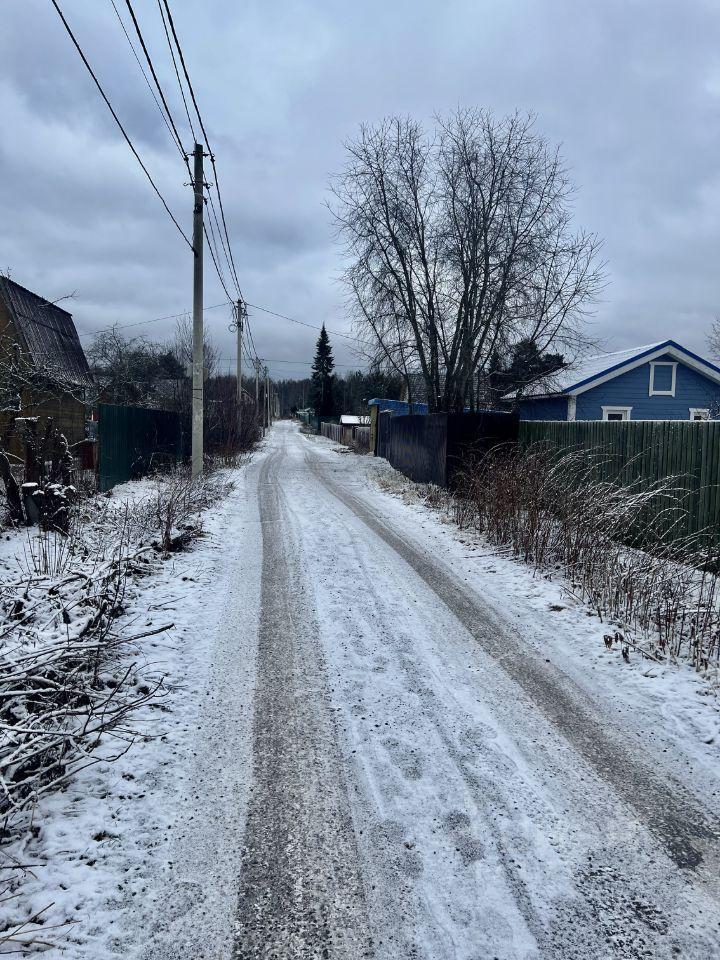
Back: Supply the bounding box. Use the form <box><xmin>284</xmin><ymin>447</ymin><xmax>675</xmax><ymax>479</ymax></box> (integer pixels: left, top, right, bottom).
<box><xmin>689</xmin><ymin>408</ymin><xmax>710</xmax><ymax>421</ymax></box>
<box><xmin>601</xmin><ymin>406</ymin><xmax>632</xmax><ymax>421</ymax></box>
<box><xmin>649</xmin><ymin>361</ymin><xmax>677</xmax><ymax>397</ymax></box>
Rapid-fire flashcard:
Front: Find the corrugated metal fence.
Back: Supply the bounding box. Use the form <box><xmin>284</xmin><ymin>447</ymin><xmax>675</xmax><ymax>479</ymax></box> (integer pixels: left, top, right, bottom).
<box><xmin>98</xmin><ymin>403</ymin><xmax>182</xmax><ymax>492</ymax></box>
<box><xmin>519</xmin><ymin>420</ymin><xmax>720</xmax><ymax>540</ymax></box>
<box><xmin>385</xmin><ymin>411</ymin><xmax>518</xmax><ymax>487</ymax></box>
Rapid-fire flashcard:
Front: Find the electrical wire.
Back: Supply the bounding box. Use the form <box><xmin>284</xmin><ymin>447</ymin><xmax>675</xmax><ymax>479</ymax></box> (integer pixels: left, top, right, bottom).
<box><xmin>108</xmin><ymin>3</ymin><xmax>240</xmax><ymax>317</ymax></box>
<box><xmin>108</xmin><ymin>0</ymin><xmax>184</xmax><ymax>160</ymax></box>
<box><xmin>244</xmin><ymin>302</ymin><xmax>360</xmax><ymax>342</ymax></box>
<box><xmin>120</xmin><ymin>0</ymin><xmax>191</xmax><ymax>164</ymax></box>
<box><xmin>207</xmin><ymin>190</ymin><xmax>238</xmax><ymax>297</ymax></box>
<box><xmin>75</xmin><ymin>301</ymin><xmax>232</xmax><ymax>339</ymax></box>
<box><xmin>203</xmin><ymin>216</ymin><xmax>234</xmax><ymax>303</ymax></box>
<box><xmin>159</xmin><ymin>0</ymin><xmax>243</xmax><ymax>295</ymax></box>
<box><xmin>49</xmin><ymin>0</ymin><xmax>193</xmax><ymax>251</ymax></box>
<box><xmin>156</xmin><ymin>0</ymin><xmax>197</xmax><ymax>145</ymax></box>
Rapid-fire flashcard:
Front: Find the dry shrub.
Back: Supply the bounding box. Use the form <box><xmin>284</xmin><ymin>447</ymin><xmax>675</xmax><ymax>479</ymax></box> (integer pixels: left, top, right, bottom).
<box><xmin>453</xmin><ymin>443</ymin><xmax>720</xmax><ymax>671</ymax></box>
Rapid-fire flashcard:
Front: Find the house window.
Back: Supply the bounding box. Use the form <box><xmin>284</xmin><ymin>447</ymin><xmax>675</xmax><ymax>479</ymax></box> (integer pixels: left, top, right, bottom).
<box><xmin>601</xmin><ymin>406</ymin><xmax>632</xmax><ymax>421</ymax></box>
<box><xmin>649</xmin><ymin>362</ymin><xmax>677</xmax><ymax>396</ymax></box>
<box><xmin>689</xmin><ymin>408</ymin><xmax>710</xmax><ymax>421</ymax></box>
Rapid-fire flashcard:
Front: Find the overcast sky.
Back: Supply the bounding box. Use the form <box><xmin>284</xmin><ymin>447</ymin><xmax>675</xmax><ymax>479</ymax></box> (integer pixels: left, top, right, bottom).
<box><xmin>1</xmin><ymin>0</ymin><xmax>719</xmax><ymax>379</ymax></box>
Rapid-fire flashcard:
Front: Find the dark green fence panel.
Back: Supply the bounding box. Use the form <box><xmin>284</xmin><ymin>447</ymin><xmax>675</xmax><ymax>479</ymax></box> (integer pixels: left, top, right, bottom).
<box><xmin>519</xmin><ymin>420</ymin><xmax>720</xmax><ymax>543</ymax></box>
<box><xmin>98</xmin><ymin>403</ymin><xmax>182</xmax><ymax>492</ymax></box>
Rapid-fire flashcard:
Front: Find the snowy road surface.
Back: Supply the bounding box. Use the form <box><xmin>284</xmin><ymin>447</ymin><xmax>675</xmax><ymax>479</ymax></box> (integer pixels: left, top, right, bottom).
<box><xmin>136</xmin><ymin>421</ymin><xmax>720</xmax><ymax>959</ymax></box>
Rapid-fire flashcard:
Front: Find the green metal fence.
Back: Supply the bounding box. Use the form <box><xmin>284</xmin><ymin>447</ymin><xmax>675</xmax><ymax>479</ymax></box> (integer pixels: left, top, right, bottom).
<box><xmin>519</xmin><ymin>420</ymin><xmax>720</xmax><ymax>542</ymax></box>
<box><xmin>98</xmin><ymin>403</ymin><xmax>182</xmax><ymax>492</ymax></box>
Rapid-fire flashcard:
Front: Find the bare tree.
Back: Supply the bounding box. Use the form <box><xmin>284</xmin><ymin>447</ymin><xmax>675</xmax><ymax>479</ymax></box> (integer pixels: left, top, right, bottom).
<box><xmin>706</xmin><ymin>316</ymin><xmax>720</xmax><ymax>360</ymax></box>
<box><xmin>331</xmin><ymin>110</ymin><xmax>605</xmax><ymax>412</ymax></box>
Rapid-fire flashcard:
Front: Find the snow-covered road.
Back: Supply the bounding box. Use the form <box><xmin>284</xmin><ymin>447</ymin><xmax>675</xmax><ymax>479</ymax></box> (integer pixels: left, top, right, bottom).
<box><xmin>224</xmin><ymin>421</ymin><xmax>720</xmax><ymax>959</ymax></box>
<box><xmin>62</xmin><ymin>420</ymin><xmax>720</xmax><ymax>959</ymax></box>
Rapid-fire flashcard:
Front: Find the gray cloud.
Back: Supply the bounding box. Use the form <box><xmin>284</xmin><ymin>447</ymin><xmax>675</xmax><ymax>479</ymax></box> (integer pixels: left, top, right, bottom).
<box><xmin>1</xmin><ymin>0</ymin><xmax>719</xmax><ymax>379</ymax></box>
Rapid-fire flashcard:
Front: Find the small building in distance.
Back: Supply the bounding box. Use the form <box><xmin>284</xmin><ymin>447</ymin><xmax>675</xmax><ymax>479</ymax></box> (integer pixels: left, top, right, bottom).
<box><xmin>340</xmin><ymin>414</ymin><xmax>370</xmax><ymax>445</ymax></box>
<box><xmin>511</xmin><ymin>341</ymin><xmax>720</xmax><ymax>422</ymax></box>
<box><xmin>0</xmin><ymin>275</ymin><xmax>93</xmax><ymax>448</ymax></box>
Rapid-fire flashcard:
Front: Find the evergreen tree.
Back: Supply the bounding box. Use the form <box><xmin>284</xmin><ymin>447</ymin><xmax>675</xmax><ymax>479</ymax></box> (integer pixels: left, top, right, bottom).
<box><xmin>504</xmin><ymin>339</ymin><xmax>565</xmax><ymax>395</ymax></box>
<box><xmin>309</xmin><ymin>325</ymin><xmax>336</xmax><ymax>416</ymax></box>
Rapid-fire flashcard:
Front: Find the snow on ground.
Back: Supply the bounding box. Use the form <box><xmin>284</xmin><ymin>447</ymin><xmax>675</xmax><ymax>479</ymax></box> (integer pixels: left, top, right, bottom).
<box><xmin>3</xmin><ymin>425</ymin><xmax>720</xmax><ymax>958</ymax></box>
<box><xmin>0</xmin><ymin>455</ymin><xmax>265</xmax><ymax>957</ymax></box>
<box><xmin>308</xmin><ymin>433</ymin><xmax>720</xmax><ymax>799</ymax></box>
<box><xmin>260</xmin><ymin>424</ymin><xmax>720</xmax><ymax>957</ymax></box>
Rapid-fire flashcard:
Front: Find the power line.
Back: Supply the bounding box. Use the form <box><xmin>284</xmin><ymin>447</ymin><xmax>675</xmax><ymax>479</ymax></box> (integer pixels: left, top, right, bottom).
<box><xmin>108</xmin><ymin>0</ymin><xmax>183</xmax><ymax>160</ymax></box>
<box><xmin>159</xmin><ymin>0</ymin><xmax>243</xmax><ymax>296</ymax></box>
<box><xmin>207</xmin><ymin>189</ymin><xmax>238</xmax><ymax>297</ymax></box>
<box><xmin>156</xmin><ymin>0</ymin><xmax>197</xmax><ymax>145</ymax></box>
<box><xmin>75</xmin><ymin>300</ymin><xmax>232</xmax><ymax>339</ymax></box>
<box><xmin>120</xmin><ymin>0</ymin><xmax>191</xmax><ymax>164</ymax></box>
<box><xmin>203</xmin><ymin>217</ymin><xmax>234</xmax><ymax>303</ymax></box>
<box><xmin>49</xmin><ymin>0</ymin><xmax>193</xmax><ymax>251</ymax></box>
<box><xmin>220</xmin><ymin>358</ymin><xmax>366</xmax><ymax>369</ymax></box>
<box><xmin>244</xmin><ymin>302</ymin><xmax>360</xmax><ymax>342</ymax></box>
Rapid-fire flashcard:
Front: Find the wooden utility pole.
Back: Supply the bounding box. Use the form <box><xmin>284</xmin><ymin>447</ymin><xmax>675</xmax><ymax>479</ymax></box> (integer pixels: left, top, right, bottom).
<box><xmin>191</xmin><ymin>142</ymin><xmax>204</xmax><ymax>477</ymax></box>
<box><xmin>235</xmin><ymin>299</ymin><xmax>244</xmax><ymax>445</ymax></box>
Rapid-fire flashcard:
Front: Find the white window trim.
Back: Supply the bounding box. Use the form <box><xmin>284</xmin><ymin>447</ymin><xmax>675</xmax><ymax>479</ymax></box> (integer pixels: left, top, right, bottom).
<box><xmin>649</xmin><ymin>361</ymin><xmax>677</xmax><ymax>397</ymax></box>
<box><xmin>567</xmin><ymin>396</ymin><xmax>577</xmax><ymax>421</ymax></box>
<box><xmin>601</xmin><ymin>406</ymin><xmax>632</xmax><ymax>421</ymax></box>
<box><xmin>689</xmin><ymin>408</ymin><xmax>710</xmax><ymax>421</ymax></box>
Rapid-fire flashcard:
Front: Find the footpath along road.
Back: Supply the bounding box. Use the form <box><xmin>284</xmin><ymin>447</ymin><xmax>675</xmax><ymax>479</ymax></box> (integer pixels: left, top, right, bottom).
<box><xmin>141</xmin><ymin>420</ymin><xmax>720</xmax><ymax>960</ymax></box>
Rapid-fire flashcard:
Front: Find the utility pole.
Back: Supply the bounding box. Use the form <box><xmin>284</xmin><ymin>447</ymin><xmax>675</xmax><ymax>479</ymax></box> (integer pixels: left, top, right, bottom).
<box><xmin>235</xmin><ymin>299</ymin><xmax>244</xmax><ymax>446</ymax></box>
<box><xmin>265</xmin><ymin>365</ymin><xmax>270</xmax><ymax>429</ymax></box>
<box><xmin>254</xmin><ymin>358</ymin><xmax>263</xmax><ymax>437</ymax></box>
<box><xmin>191</xmin><ymin>142</ymin><xmax>204</xmax><ymax>477</ymax></box>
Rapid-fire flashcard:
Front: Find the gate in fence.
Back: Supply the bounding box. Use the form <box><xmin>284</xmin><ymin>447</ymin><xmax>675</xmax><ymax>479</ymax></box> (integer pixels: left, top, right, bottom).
<box><xmin>98</xmin><ymin>403</ymin><xmax>182</xmax><ymax>492</ymax></box>
<box><xmin>376</xmin><ymin>411</ymin><xmax>393</xmax><ymax>459</ymax></box>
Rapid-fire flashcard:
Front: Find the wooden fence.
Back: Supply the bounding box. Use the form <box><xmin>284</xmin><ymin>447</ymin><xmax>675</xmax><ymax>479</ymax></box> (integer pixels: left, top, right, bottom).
<box><xmin>320</xmin><ymin>421</ymin><xmax>343</xmax><ymax>443</ymax></box>
<box><xmin>320</xmin><ymin>421</ymin><xmax>371</xmax><ymax>452</ymax></box>
<box><xmin>519</xmin><ymin>420</ymin><xmax>720</xmax><ymax>542</ymax></box>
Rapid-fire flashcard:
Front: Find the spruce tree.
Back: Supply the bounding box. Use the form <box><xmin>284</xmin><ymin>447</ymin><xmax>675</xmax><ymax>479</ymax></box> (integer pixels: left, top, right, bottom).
<box><xmin>309</xmin><ymin>325</ymin><xmax>336</xmax><ymax>416</ymax></box>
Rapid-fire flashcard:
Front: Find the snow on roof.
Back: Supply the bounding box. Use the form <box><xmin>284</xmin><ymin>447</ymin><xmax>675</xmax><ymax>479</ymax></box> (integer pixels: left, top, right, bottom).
<box><xmin>340</xmin><ymin>415</ymin><xmax>370</xmax><ymax>425</ymax></box>
<box><xmin>519</xmin><ymin>341</ymin><xmax>669</xmax><ymax>397</ymax></box>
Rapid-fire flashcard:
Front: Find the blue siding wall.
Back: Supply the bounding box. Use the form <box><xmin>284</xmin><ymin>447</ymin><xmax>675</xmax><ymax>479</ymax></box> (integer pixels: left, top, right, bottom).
<box><xmin>518</xmin><ymin>396</ymin><xmax>568</xmax><ymax>421</ymax></box>
<box><xmin>574</xmin><ymin>354</ymin><xmax>720</xmax><ymax>420</ymax></box>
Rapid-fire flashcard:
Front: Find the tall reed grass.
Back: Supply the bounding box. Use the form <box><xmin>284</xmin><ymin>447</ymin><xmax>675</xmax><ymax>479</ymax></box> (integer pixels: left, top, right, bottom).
<box><xmin>452</xmin><ymin>443</ymin><xmax>720</xmax><ymax>671</ymax></box>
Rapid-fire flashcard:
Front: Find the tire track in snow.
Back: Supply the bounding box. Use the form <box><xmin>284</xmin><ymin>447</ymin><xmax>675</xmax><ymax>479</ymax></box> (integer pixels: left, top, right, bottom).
<box><xmin>299</xmin><ymin>442</ymin><xmax>711</xmax><ymax>958</ymax></box>
<box><xmin>233</xmin><ymin>446</ymin><xmax>373</xmax><ymax>960</ymax></box>
<box><xmin>308</xmin><ymin>452</ymin><xmax>720</xmax><ymax>890</ymax></box>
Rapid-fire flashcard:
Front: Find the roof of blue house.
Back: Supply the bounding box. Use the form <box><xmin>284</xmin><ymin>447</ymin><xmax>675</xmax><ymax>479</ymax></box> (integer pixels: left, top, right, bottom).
<box><xmin>513</xmin><ymin>340</ymin><xmax>720</xmax><ymax>398</ymax></box>
<box><xmin>368</xmin><ymin>398</ymin><xmax>429</xmax><ymax>415</ymax></box>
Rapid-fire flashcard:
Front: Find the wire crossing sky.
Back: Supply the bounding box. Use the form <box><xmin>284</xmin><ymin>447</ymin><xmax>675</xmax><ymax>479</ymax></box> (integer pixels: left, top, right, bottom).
<box><xmin>2</xmin><ymin>0</ymin><xmax>719</xmax><ymax>374</ymax></box>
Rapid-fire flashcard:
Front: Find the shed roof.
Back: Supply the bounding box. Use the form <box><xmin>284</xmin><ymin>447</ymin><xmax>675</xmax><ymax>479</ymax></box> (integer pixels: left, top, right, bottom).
<box><xmin>0</xmin><ymin>276</ymin><xmax>93</xmax><ymax>388</ymax></box>
<box><xmin>340</xmin><ymin>414</ymin><xmax>370</xmax><ymax>425</ymax></box>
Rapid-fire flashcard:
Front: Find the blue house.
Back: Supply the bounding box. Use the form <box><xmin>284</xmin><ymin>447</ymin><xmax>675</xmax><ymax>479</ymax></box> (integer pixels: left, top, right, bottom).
<box><xmin>514</xmin><ymin>341</ymin><xmax>720</xmax><ymax>422</ymax></box>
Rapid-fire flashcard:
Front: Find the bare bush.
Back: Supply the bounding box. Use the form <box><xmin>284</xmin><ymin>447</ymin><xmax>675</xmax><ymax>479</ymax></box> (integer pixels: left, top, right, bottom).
<box><xmin>451</xmin><ymin>443</ymin><xmax>720</xmax><ymax>671</ymax></box>
<box><xmin>0</xmin><ymin>517</ymin><xmax>164</xmax><ymax>824</ymax></box>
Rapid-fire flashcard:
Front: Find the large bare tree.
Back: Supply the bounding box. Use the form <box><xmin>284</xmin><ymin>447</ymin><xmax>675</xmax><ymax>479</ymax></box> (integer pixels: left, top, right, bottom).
<box><xmin>331</xmin><ymin>110</ymin><xmax>605</xmax><ymax>411</ymax></box>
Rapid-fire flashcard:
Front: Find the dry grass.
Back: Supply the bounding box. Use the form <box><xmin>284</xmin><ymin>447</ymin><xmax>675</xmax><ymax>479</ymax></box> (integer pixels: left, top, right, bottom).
<box><xmin>449</xmin><ymin>443</ymin><xmax>720</xmax><ymax>671</ymax></box>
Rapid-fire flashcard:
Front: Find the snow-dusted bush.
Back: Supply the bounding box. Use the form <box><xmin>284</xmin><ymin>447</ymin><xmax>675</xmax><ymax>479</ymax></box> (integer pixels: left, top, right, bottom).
<box><xmin>0</xmin><ymin>464</ymin><xmax>236</xmax><ymax>949</ymax></box>
<box><xmin>453</xmin><ymin>444</ymin><xmax>720</xmax><ymax>671</ymax></box>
